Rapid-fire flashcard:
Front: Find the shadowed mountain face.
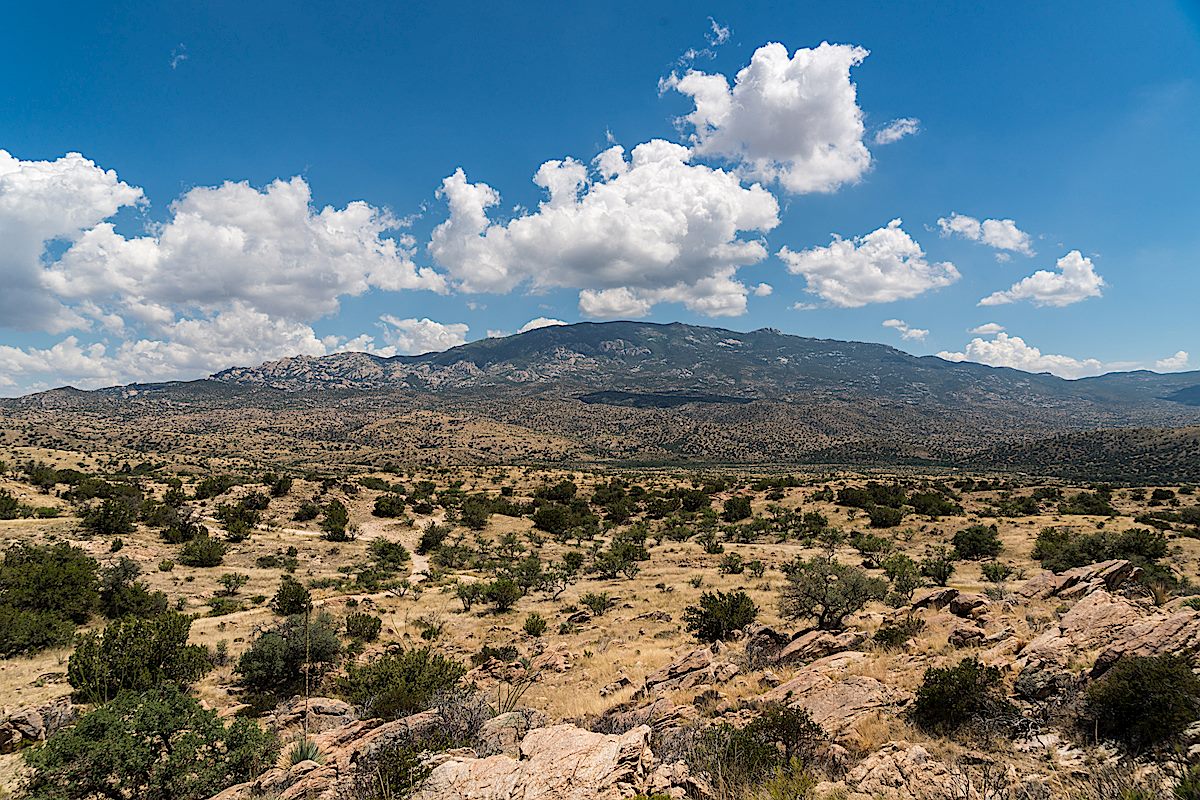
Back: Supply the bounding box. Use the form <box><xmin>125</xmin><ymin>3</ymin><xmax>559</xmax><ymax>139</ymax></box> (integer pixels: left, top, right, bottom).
<box><xmin>3</xmin><ymin>321</ymin><xmax>1200</xmax><ymax>478</ymax></box>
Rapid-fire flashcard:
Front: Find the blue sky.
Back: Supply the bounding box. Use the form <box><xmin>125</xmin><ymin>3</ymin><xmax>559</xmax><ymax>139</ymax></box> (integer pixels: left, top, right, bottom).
<box><xmin>1</xmin><ymin>1</ymin><xmax>1198</xmax><ymax>393</ymax></box>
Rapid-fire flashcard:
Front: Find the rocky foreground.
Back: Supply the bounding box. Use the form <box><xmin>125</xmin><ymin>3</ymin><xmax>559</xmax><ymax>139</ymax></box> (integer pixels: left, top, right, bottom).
<box><xmin>118</xmin><ymin>558</ymin><xmax>1197</xmax><ymax>800</ymax></box>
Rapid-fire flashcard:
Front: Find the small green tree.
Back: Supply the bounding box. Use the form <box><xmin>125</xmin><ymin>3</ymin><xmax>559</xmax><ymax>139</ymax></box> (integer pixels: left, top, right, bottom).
<box><xmin>722</xmin><ymin>495</ymin><xmax>752</xmax><ymax>523</ymax></box>
<box><xmin>952</xmin><ymin>524</ymin><xmax>1003</xmax><ymax>560</ymax></box>
<box><xmin>236</xmin><ymin>612</ymin><xmax>342</xmax><ymax>695</ymax></box>
<box><xmin>22</xmin><ymin>686</ymin><xmax>276</xmax><ymax>800</ymax></box>
<box><xmin>270</xmin><ymin>574</ymin><xmax>312</xmax><ymax>616</ymax></box>
<box><xmin>177</xmin><ymin>534</ymin><xmax>226</xmax><ymax>567</ymax></box>
<box><xmin>779</xmin><ymin>557</ymin><xmax>886</xmax><ymax>630</ymax></box>
<box><xmin>346</xmin><ymin>612</ymin><xmax>383</xmax><ymax>642</ymax></box>
<box><xmin>1086</xmin><ymin>655</ymin><xmax>1200</xmax><ymax>749</ymax></box>
<box><xmin>321</xmin><ymin>499</ymin><xmax>352</xmax><ymax>541</ymax></box>
<box><xmin>68</xmin><ymin>613</ymin><xmax>211</xmax><ymax>703</ymax></box>
<box><xmin>338</xmin><ymin>646</ymin><xmax>467</xmax><ymax>720</ymax></box>
<box><xmin>911</xmin><ymin>656</ymin><xmax>1016</xmax><ymax>735</ymax></box>
<box><xmin>684</xmin><ymin>590</ymin><xmax>758</xmax><ymax>643</ymax></box>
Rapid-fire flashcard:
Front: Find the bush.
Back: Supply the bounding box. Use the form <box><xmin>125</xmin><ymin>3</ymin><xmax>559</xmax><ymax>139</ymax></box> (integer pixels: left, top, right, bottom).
<box><xmin>82</xmin><ymin>497</ymin><xmax>139</xmax><ymax>537</ymax></box>
<box><xmin>338</xmin><ymin>646</ymin><xmax>467</xmax><ymax>720</ymax></box>
<box><xmin>484</xmin><ymin>578</ymin><xmax>522</xmax><ymax>612</ymax></box>
<box><xmin>683</xmin><ymin>704</ymin><xmax>825</xmax><ymax>798</ymax></box>
<box><xmin>1085</xmin><ymin>654</ymin><xmax>1200</xmax><ymax>749</ymax></box>
<box><xmin>99</xmin><ymin>558</ymin><xmax>167</xmax><ymax>619</ymax></box>
<box><xmin>579</xmin><ymin>591</ymin><xmax>614</xmax><ymax>616</ymax></box>
<box><xmin>0</xmin><ymin>542</ymin><xmax>98</xmax><ymax>623</ymax></box>
<box><xmin>1059</xmin><ymin>490</ymin><xmax>1116</xmax><ymax>516</ymax></box>
<box><xmin>369</xmin><ymin>538</ymin><xmax>411</xmax><ymax>573</ymax></box>
<box><xmin>911</xmin><ymin>656</ymin><xmax>1016</xmax><ymax>735</ymax></box>
<box><xmin>684</xmin><ymin>590</ymin><xmax>758</xmax><ymax>643</ymax></box>
<box><xmin>722</xmin><ymin>495</ymin><xmax>752</xmax><ymax>522</ymax></box>
<box><xmin>523</xmin><ymin>612</ymin><xmax>547</xmax><ymax>637</ymax></box>
<box><xmin>236</xmin><ymin>612</ymin><xmax>342</xmax><ymax>695</ymax></box>
<box><xmin>0</xmin><ymin>489</ymin><xmax>28</xmax><ymax>520</ymax></box>
<box><xmin>868</xmin><ymin>505</ymin><xmax>904</xmax><ymax>529</ymax></box>
<box><xmin>417</xmin><ymin>522</ymin><xmax>450</xmax><ymax>554</ymax></box>
<box><xmin>779</xmin><ymin>557</ymin><xmax>886</xmax><ymax>630</ymax></box>
<box><xmin>22</xmin><ymin>685</ymin><xmax>276</xmax><ymax>800</ymax></box>
<box><xmin>177</xmin><ymin>534</ymin><xmax>226</xmax><ymax>567</ymax></box>
<box><xmin>882</xmin><ymin>552</ymin><xmax>922</xmax><ymax>605</ymax></box>
<box><xmin>321</xmin><ymin>500</ymin><xmax>352</xmax><ymax>540</ymax></box>
<box><xmin>920</xmin><ymin>547</ymin><xmax>956</xmax><ymax>586</ymax></box>
<box><xmin>292</xmin><ymin>501</ymin><xmax>320</xmax><ymax>522</ymax></box>
<box><xmin>68</xmin><ymin>613</ymin><xmax>211</xmax><ymax>703</ymax></box>
<box><xmin>346</xmin><ymin>612</ymin><xmax>382</xmax><ymax>642</ymax></box>
<box><xmin>1032</xmin><ymin>526</ymin><xmax>1168</xmax><ymax>573</ymax></box>
<box><xmin>952</xmin><ymin>524</ymin><xmax>1003</xmax><ymax>560</ymax></box>
<box><xmin>872</xmin><ymin>616</ymin><xmax>926</xmax><ymax>650</ymax></box>
<box><xmin>717</xmin><ymin>553</ymin><xmax>745</xmax><ymax>574</ymax></box>
<box><xmin>372</xmin><ymin>493</ymin><xmax>407</xmax><ymax>518</ymax></box>
<box><xmin>0</xmin><ymin>605</ymin><xmax>75</xmax><ymax>657</ymax></box>
<box><xmin>981</xmin><ymin>561</ymin><xmax>1014</xmax><ymax>583</ymax></box>
<box><xmin>271</xmin><ymin>575</ymin><xmax>312</xmax><ymax>616</ymax></box>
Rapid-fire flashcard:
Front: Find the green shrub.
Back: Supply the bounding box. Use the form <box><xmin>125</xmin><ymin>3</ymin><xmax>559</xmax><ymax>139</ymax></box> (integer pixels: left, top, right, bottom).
<box><xmin>779</xmin><ymin>557</ymin><xmax>886</xmax><ymax>630</ymax></box>
<box><xmin>177</xmin><ymin>534</ymin><xmax>226</xmax><ymax>567</ymax></box>
<box><xmin>0</xmin><ymin>489</ymin><xmax>28</xmax><ymax>520</ymax></box>
<box><xmin>236</xmin><ymin>612</ymin><xmax>342</xmax><ymax>695</ymax></box>
<box><xmin>1086</xmin><ymin>654</ymin><xmax>1200</xmax><ymax>749</ymax></box>
<box><xmin>579</xmin><ymin>591</ymin><xmax>614</xmax><ymax>616</ymax></box>
<box><xmin>684</xmin><ymin>704</ymin><xmax>825</xmax><ymax>798</ymax></box>
<box><xmin>338</xmin><ymin>646</ymin><xmax>467</xmax><ymax>720</ymax></box>
<box><xmin>82</xmin><ymin>497</ymin><xmax>140</xmax><ymax>537</ymax></box>
<box><xmin>882</xmin><ymin>552</ymin><xmax>922</xmax><ymax>605</ymax></box>
<box><xmin>0</xmin><ymin>542</ymin><xmax>99</xmax><ymax>623</ymax></box>
<box><xmin>523</xmin><ymin>612</ymin><xmax>547</xmax><ymax>637</ymax></box>
<box><xmin>920</xmin><ymin>547</ymin><xmax>956</xmax><ymax>586</ymax></box>
<box><xmin>911</xmin><ymin>656</ymin><xmax>1016</xmax><ymax>735</ymax></box>
<box><xmin>684</xmin><ymin>590</ymin><xmax>758</xmax><ymax>643</ymax></box>
<box><xmin>372</xmin><ymin>493</ymin><xmax>407</xmax><ymax>518</ymax></box>
<box><xmin>0</xmin><ymin>605</ymin><xmax>76</xmax><ymax>657</ymax></box>
<box><xmin>346</xmin><ymin>612</ymin><xmax>382</xmax><ymax>642</ymax></box>
<box><xmin>320</xmin><ymin>499</ymin><xmax>352</xmax><ymax>541</ymax></box>
<box><xmin>270</xmin><ymin>575</ymin><xmax>312</xmax><ymax>616</ymax></box>
<box><xmin>952</xmin><ymin>524</ymin><xmax>1003</xmax><ymax>560</ymax></box>
<box><xmin>1059</xmin><ymin>490</ymin><xmax>1116</xmax><ymax>516</ymax></box>
<box><xmin>1032</xmin><ymin>526</ymin><xmax>1167</xmax><ymax>573</ymax></box>
<box><xmin>872</xmin><ymin>616</ymin><xmax>926</xmax><ymax>650</ymax></box>
<box><xmin>22</xmin><ymin>685</ymin><xmax>276</xmax><ymax>800</ymax></box>
<box><xmin>981</xmin><ymin>561</ymin><xmax>1014</xmax><ymax>583</ymax></box>
<box><xmin>68</xmin><ymin>613</ymin><xmax>211</xmax><ymax>703</ymax></box>
<box><xmin>99</xmin><ymin>558</ymin><xmax>167</xmax><ymax>619</ymax></box>
<box><xmin>193</xmin><ymin>474</ymin><xmax>238</xmax><ymax>501</ymax></box>
<box><xmin>484</xmin><ymin>578</ymin><xmax>522</xmax><ymax>612</ymax></box>
<box><xmin>369</xmin><ymin>538</ymin><xmax>410</xmax><ymax>573</ymax></box>
<box><xmin>292</xmin><ymin>501</ymin><xmax>320</xmax><ymax>522</ymax></box>
<box><xmin>868</xmin><ymin>505</ymin><xmax>904</xmax><ymax>529</ymax></box>
<box><xmin>717</xmin><ymin>553</ymin><xmax>745</xmax><ymax>574</ymax></box>
<box><xmin>722</xmin><ymin>495</ymin><xmax>752</xmax><ymax>522</ymax></box>
<box><xmin>417</xmin><ymin>522</ymin><xmax>450</xmax><ymax>554</ymax></box>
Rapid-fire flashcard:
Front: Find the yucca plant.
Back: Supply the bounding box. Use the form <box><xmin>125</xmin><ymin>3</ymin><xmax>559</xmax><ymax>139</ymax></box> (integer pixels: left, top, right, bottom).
<box><xmin>283</xmin><ymin>736</ymin><xmax>325</xmax><ymax>767</ymax></box>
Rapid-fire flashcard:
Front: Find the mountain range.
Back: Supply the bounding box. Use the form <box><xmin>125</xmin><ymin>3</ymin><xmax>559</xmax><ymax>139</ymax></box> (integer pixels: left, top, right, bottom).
<box><xmin>4</xmin><ymin>321</ymin><xmax>1199</xmax><ymax>479</ymax></box>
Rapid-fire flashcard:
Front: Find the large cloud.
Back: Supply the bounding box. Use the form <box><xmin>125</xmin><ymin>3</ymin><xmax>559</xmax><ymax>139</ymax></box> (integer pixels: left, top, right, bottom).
<box><xmin>778</xmin><ymin>219</ymin><xmax>959</xmax><ymax>307</ymax></box>
<box><xmin>429</xmin><ymin>140</ymin><xmax>779</xmax><ymax>318</ymax></box>
<box><xmin>1156</xmin><ymin>351</ymin><xmax>1190</xmax><ymax>372</ymax></box>
<box><xmin>937</xmin><ymin>332</ymin><xmax>1105</xmax><ymax>379</ymax></box>
<box><xmin>663</xmin><ymin>42</ymin><xmax>872</xmax><ymax>194</ymax></box>
<box><xmin>0</xmin><ymin>150</ymin><xmax>144</xmax><ymax>332</ymax></box>
<box><xmin>937</xmin><ymin>212</ymin><xmax>1034</xmax><ymax>259</ymax></box>
<box><xmin>377</xmin><ymin>316</ymin><xmax>469</xmax><ymax>355</ymax></box>
<box><xmin>979</xmin><ymin>250</ymin><xmax>1104</xmax><ymax>307</ymax></box>
<box><xmin>0</xmin><ymin>148</ymin><xmax>451</xmax><ymax>394</ymax></box>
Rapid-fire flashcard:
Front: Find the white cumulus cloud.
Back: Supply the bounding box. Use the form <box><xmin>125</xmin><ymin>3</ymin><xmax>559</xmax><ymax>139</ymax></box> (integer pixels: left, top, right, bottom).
<box><xmin>663</xmin><ymin>42</ymin><xmax>872</xmax><ymax>194</ymax></box>
<box><xmin>518</xmin><ymin>317</ymin><xmax>568</xmax><ymax>333</ymax></box>
<box><xmin>969</xmin><ymin>322</ymin><xmax>1006</xmax><ymax>335</ymax></box>
<box><xmin>873</xmin><ymin>118</ymin><xmax>920</xmax><ymax>145</ymax></box>
<box><xmin>937</xmin><ymin>332</ymin><xmax>1105</xmax><ymax>379</ymax></box>
<box><xmin>778</xmin><ymin>219</ymin><xmax>959</xmax><ymax>307</ymax></box>
<box><xmin>1156</xmin><ymin>351</ymin><xmax>1190</xmax><ymax>372</ymax></box>
<box><xmin>937</xmin><ymin>212</ymin><xmax>1034</xmax><ymax>258</ymax></box>
<box><xmin>429</xmin><ymin>140</ymin><xmax>779</xmax><ymax>318</ymax></box>
<box><xmin>979</xmin><ymin>250</ymin><xmax>1104</xmax><ymax>307</ymax></box>
<box><xmin>882</xmin><ymin>319</ymin><xmax>928</xmax><ymax>342</ymax></box>
<box><xmin>377</xmin><ymin>316</ymin><xmax>469</xmax><ymax>355</ymax></box>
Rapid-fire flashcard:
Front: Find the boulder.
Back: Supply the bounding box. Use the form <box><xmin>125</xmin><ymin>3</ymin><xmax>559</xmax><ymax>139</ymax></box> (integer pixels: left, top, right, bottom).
<box><xmin>743</xmin><ymin>623</ymin><xmax>789</xmax><ymax>664</ymax></box>
<box><xmin>948</xmin><ymin>593</ymin><xmax>989</xmax><ymax>618</ymax></box>
<box><xmin>596</xmin><ymin>697</ymin><xmax>697</xmax><ymax>734</ymax></box>
<box><xmin>774</xmin><ymin>629</ymin><xmax>865</xmax><ymax>665</ymax></box>
<box><xmin>414</xmin><ymin>724</ymin><xmax>655</xmax><ymax>800</ymax></box>
<box><xmin>759</xmin><ymin>657</ymin><xmax>911</xmax><ymax>740</ymax></box>
<box><xmin>1017</xmin><ymin>560</ymin><xmax>1139</xmax><ymax>601</ymax></box>
<box><xmin>948</xmin><ymin>623</ymin><xmax>986</xmax><ymax>648</ymax></box>
<box><xmin>0</xmin><ymin>699</ymin><xmax>79</xmax><ymax>753</ymax></box>
<box><xmin>912</xmin><ymin>587</ymin><xmax>959</xmax><ymax>610</ymax></box>
<box><xmin>1091</xmin><ymin>606</ymin><xmax>1200</xmax><ymax>676</ymax></box>
<box><xmin>839</xmin><ymin>742</ymin><xmax>962</xmax><ymax>799</ymax></box>
<box><xmin>641</xmin><ymin>646</ymin><xmax>738</xmax><ymax>695</ymax></box>
<box><xmin>1020</xmin><ymin>590</ymin><xmax>1146</xmax><ymax>669</ymax></box>
<box><xmin>270</xmin><ymin>696</ymin><xmax>357</xmax><ymax>734</ymax></box>
<box><xmin>478</xmin><ymin>710</ymin><xmax>542</xmax><ymax>757</ymax></box>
